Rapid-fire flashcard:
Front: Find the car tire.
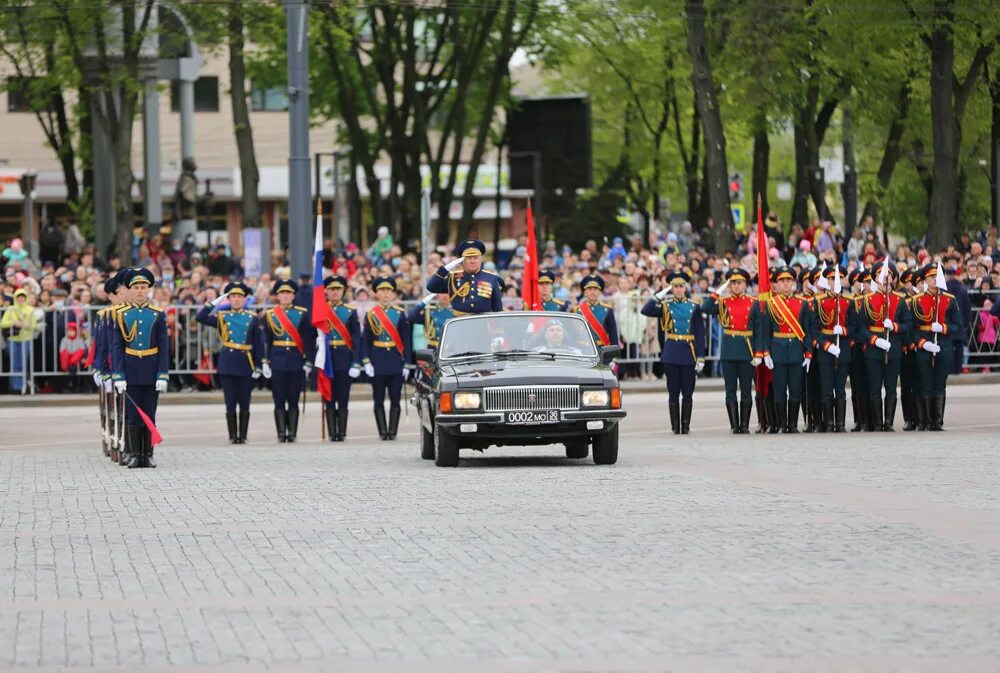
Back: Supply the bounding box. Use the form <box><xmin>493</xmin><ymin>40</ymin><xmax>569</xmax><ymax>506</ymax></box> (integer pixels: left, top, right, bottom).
<box><xmin>565</xmin><ymin>441</ymin><xmax>589</xmax><ymax>459</ymax></box>
<box><xmin>592</xmin><ymin>424</ymin><xmax>619</xmax><ymax>465</ymax></box>
<box><xmin>434</xmin><ymin>428</ymin><xmax>460</xmax><ymax>467</ymax></box>
<box><xmin>421</xmin><ymin>424</ymin><xmax>435</xmax><ymax>460</ymax></box>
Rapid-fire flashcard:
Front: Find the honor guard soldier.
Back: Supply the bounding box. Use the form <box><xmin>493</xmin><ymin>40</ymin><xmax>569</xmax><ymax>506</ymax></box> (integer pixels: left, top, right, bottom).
<box><xmin>196</xmin><ymin>282</ymin><xmax>263</xmax><ymax>444</ymax></box>
<box><xmin>426</xmin><ymin>239</ymin><xmax>503</xmax><ymax>314</ymax></box>
<box><xmin>407</xmin><ymin>291</ymin><xmax>454</xmax><ymax>351</ymax></box>
<box><xmin>641</xmin><ymin>271</ymin><xmax>706</xmax><ymax>434</ymax></box>
<box><xmin>538</xmin><ymin>270</ymin><xmax>569</xmax><ymax>311</ymax></box>
<box><xmin>860</xmin><ymin>260</ymin><xmax>913</xmax><ymax>431</ymax></box>
<box><xmin>910</xmin><ymin>263</ymin><xmax>961</xmax><ymax>430</ymax></box>
<box><xmin>848</xmin><ymin>266</ymin><xmax>872</xmax><ymax>431</ymax></box>
<box><xmin>261</xmin><ymin>279</ymin><xmax>315</xmax><ymax>443</ymax></box>
<box><xmin>757</xmin><ymin>268</ymin><xmax>816</xmax><ymax>433</ymax></box>
<box><xmin>799</xmin><ymin>267</ymin><xmax>824</xmax><ymax>432</ymax></box>
<box><xmin>362</xmin><ymin>276</ymin><xmax>411</xmax><ymax>440</ymax></box>
<box><xmin>701</xmin><ymin>268</ymin><xmax>756</xmax><ymax>434</ymax></box>
<box><xmin>320</xmin><ymin>275</ymin><xmax>362</xmax><ymax>441</ymax></box>
<box><xmin>92</xmin><ymin>275</ymin><xmax>126</xmax><ymax>460</ymax></box>
<box><xmin>573</xmin><ymin>274</ymin><xmax>619</xmax><ymax>350</ymax></box>
<box><xmin>898</xmin><ymin>269</ymin><xmax>922</xmax><ymax>430</ymax></box>
<box><xmin>109</xmin><ymin>268</ymin><xmax>169</xmax><ymax>468</ymax></box>
<box><xmin>813</xmin><ymin>265</ymin><xmax>860</xmax><ymax>432</ymax></box>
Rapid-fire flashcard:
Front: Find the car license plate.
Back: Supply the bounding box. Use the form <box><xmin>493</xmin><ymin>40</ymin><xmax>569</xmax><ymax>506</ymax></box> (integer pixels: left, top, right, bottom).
<box><xmin>506</xmin><ymin>410</ymin><xmax>560</xmax><ymax>425</ymax></box>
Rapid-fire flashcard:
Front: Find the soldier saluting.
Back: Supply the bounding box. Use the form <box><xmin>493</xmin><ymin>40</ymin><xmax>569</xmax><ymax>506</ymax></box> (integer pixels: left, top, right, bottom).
<box><xmin>427</xmin><ymin>239</ymin><xmax>503</xmax><ymax>314</ymax></box>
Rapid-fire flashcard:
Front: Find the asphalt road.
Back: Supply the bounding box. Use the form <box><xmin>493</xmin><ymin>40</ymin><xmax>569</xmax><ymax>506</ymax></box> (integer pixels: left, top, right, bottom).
<box><xmin>1</xmin><ymin>387</ymin><xmax>998</xmax><ymax>672</ymax></box>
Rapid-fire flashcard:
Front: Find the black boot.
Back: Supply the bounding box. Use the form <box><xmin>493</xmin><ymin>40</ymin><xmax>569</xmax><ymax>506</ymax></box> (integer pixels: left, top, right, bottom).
<box><xmin>374</xmin><ymin>406</ymin><xmax>388</xmax><ymax>440</ymax></box>
<box><xmin>286</xmin><ymin>407</ymin><xmax>299</xmax><ymax>442</ymax></box>
<box><xmin>868</xmin><ymin>397</ymin><xmax>883</xmax><ymax>433</ymax></box>
<box><xmin>822</xmin><ymin>399</ymin><xmax>834</xmax><ymax>433</ymax></box>
<box><xmin>803</xmin><ymin>398</ymin><xmax>815</xmax><ymax>433</ymax></box>
<box><xmin>388</xmin><ymin>406</ymin><xmax>401</xmax><ymax>440</ymax></box>
<box><xmin>680</xmin><ymin>400</ymin><xmax>692</xmax><ymax>435</ymax></box>
<box><xmin>883</xmin><ymin>396</ymin><xmax>896</xmax><ymax>431</ymax></box>
<box><xmin>834</xmin><ymin>397</ymin><xmax>847</xmax><ymax>433</ymax></box>
<box><xmin>755</xmin><ymin>393</ymin><xmax>768</xmax><ymax>433</ymax></box>
<box><xmin>915</xmin><ymin>396</ymin><xmax>927</xmax><ymax>431</ymax></box>
<box><xmin>337</xmin><ymin>407</ymin><xmax>349</xmax><ymax>441</ymax></box>
<box><xmin>274</xmin><ymin>409</ymin><xmax>287</xmax><ymax>443</ymax></box>
<box><xmin>785</xmin><ymin>401</ymin><xmax>800</xmax><ymax>433</ymax></box>
<box><xmin>226</xmin><ymin>413</ymin><xmax>238</xmax><ymax>444</ymax></box>
<box><xmin>325</xmin><ymin>405</ymin><xmax>338</xmax><ymax>442</ymax></box>
<box><xmin>850</xmin><ymin>396</ymin><xmax>864</xmax><ymax>432</ymax></box>
<box><xmin>774</xmin><ymin>399</ymin><xmax>787</xmax><ymax>434</ymax></box>
<box><xmin>902</xmin><ymin>395</ymin><xmax>916</xmax><ymax>431</ymax></box>
<box><xmin>738</xmin><ymin>399</ymin><xmax>752</xmax><ymax>434</ymax></box>
<box><xmin>144</xmin><ymin>427</ymin><xmax>156</xmax><ymax>468</ymax></box>
<box><xmin>669</xmin><ymin>404</ymin><xmax>680</xmax><ymax>434</ymax></box>
<box><xmin>238</xmin><ymin>410</ymin><xmax>250</xmax><ymax>444</ymax></box>
<box><xmin>930</xmin><ymin>395</ymin><xmax>944</xmax><ymax>431</ymax></box>
<box><xmin>766</xmin><ymin>395</ymin><xmax>780</xmax><ymax>434</ymax></box>
<box><xmin>725</xmin><ymin>401</ymin><xmax>739</xmax><ymax>434</ymax></box>
<box><xmin>126</xmin><ymin>426</ymin><xmax>143</xmax><ymax>468</ymax></box>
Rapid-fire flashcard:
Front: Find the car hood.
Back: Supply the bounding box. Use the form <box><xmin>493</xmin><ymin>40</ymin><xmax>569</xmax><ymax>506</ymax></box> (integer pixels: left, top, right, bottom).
<box><xmin>441</xmin><ymin>358</ymin><xmax>610</xmax><ymax>388</ymax></box>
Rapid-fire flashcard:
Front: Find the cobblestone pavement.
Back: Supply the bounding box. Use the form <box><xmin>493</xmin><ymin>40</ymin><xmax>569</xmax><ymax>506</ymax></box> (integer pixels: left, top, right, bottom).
<box><xmin>1</xmin><ymin>386</ymin><xmax>999</xmax><ymax>673</ymax></box>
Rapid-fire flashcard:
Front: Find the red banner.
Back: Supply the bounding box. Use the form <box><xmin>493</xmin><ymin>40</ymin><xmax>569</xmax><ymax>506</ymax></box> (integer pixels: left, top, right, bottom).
<box><xmin>371</xmin><ymin>306</ymin><xmax>404</xmax><ymax>355</ymax></box>
<box><xmin>326</xmin><ymin>308</ymin><xmax>354</xmax><ymax>350</ymax></box>
<box><xmin>580</xmin><ymin>302</ymin><xmax>611</xmax><ymax>346</ymax></box>
<box><xmin>522</xmin><ymin>200</ymin><xmax>540</xmax><ymax>310</ymax></box>
<box><xmin>273</xmin><ymin>306</ymin><xmax>304</xmax><ymax>353</ymax></box>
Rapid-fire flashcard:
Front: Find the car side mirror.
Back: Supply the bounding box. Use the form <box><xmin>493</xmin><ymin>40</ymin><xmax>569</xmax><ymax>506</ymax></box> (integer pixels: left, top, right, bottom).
<box><xmin>600</xmin><ymin>345</ymin><xmax>620</xmax><ymax>364</ymax></box>
<box><xmin>415</xmin><ymin>348</ymin><xmax>436</xmax><ymax>367</ymax></box>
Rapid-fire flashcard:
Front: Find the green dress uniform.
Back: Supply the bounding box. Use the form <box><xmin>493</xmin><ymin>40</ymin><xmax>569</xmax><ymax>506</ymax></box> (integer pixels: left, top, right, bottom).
<box><xmin>859</xmin><ymin>264</ymin><xmax>913</xmax><ymax>432</ymax></box>
<box><xmin>908</xmin><ymin>265</ymin><xmax>962</xmax><ymax>430</ymax></box>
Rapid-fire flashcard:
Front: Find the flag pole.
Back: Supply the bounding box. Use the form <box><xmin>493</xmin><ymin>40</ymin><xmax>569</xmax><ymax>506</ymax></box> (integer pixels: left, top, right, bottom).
<box><xmin>316</xmin><ymin>195</ymin><xmax>324</xmax><ymax>439</ymax></box>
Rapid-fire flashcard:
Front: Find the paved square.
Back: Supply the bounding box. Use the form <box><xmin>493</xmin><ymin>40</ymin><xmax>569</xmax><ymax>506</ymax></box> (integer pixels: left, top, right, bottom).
<box><xmin>1</xmin><ymin>386</ymin><xmax>999</xmax><ymax>672</ymax></box>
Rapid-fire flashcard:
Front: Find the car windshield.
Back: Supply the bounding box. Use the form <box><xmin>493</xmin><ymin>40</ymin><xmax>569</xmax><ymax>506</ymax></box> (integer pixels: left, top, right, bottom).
<box><xmin>439</xmin><ymin>313</ymin><xmax>599</xmax><ymax>360</ymax></box>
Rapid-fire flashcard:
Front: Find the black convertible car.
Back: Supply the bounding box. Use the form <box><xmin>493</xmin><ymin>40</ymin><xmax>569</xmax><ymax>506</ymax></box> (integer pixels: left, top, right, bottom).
<box><xmin>411</xmin><ymin>312</ymin><xmax>626</xmax><ymax>467</ymax></box>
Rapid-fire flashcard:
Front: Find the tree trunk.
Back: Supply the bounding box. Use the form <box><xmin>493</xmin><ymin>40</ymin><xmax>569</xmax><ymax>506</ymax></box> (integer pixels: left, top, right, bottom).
<box><xmin>791</xmin><ymin>120</ymin><xmax>810</xmax><ymax>228</ymax></box>
<box><xmin>686</xmin><ymin>0</ymin><xmax>733</xmax><ymax>252</ymax></box>
<box><xmin>861</xmin><ymin>79</ymin><xmax>913</xmax><ymax>224</ymax></box>
<box><xmin>751</xmin><ymin>114</ymin><xmax>770</xmax><ymax>217</ymax></box>
<box><xmin>228</xmin><ymin>3</ymin><xmax>261</xmax><ymax>229</ymax></box>
<box><xmin>686</xmin><ymin>100</ymin><xmax>702</xmax><ymax>227</ymax></box>
<box><xmin>989</xmin><ymin>63</ymin><xmax>1000</xmax><ymax>231</ymax></box>
<box><xmin>927</xmin><ymin>0</ymin><xmax>959</xmax><ymax>251</ymax></box>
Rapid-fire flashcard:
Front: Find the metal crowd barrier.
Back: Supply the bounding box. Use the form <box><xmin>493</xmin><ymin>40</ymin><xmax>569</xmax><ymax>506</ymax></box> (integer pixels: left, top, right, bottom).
<box><xmin>1</xmin><ymin>291</ymin><xmax>999</xmax><ymax>394</ymax></box>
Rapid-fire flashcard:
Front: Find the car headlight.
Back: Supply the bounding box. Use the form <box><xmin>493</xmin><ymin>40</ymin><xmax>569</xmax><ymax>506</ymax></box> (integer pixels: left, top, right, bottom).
<box><xmin>453</xmin><ymin>392</ymin><xmax>481</xmax><ymax>410</ymax></box>
<box><xmin>581</xmin><ymin>389</ymin><xmax>609</xmax><ymax>407</ymax></box>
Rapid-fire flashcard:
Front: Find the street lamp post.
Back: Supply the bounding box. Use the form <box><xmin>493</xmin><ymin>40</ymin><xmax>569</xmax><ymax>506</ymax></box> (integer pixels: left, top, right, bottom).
<box><xmin>18</xmin><ymin>171</ymin><xmax>38</xmax><ymax>261</ymax></box>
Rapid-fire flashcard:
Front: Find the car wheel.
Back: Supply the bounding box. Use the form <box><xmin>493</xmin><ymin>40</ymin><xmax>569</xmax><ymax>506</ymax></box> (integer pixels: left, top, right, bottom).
<box><xmin>434</xmin><ymin>428</ymin><xmax>460</xmax><ymax>467</ymax></box>
<box><xmin>421</xmin><ymin>424</ymin><xmax>435</xmax><ymax>460</ymax></box>
<box><xmin>565</xmin><ymin>440</ymin><xmax>589</xmax><ymax>459</ymax></box>
<box><xmin>592</xmin><ymin>424</ymin><xmax>619</xmax><ymax>465</ymax></box>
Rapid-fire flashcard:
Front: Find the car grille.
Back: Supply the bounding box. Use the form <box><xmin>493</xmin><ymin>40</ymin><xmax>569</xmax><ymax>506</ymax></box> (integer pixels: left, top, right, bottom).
<box><xmin>483</xmin><ymin>385</ymin><xmax>580</xmax><ymax>412</ymax></box>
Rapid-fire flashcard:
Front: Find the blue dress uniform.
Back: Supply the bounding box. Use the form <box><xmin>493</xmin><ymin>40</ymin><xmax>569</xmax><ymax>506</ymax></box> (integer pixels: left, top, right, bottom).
<box><xmin>800</xmin><ymin>267</ymin><xmax>824</xmax><ymax>433</ymax></box>
<box><xmin>426</xmin><ymin>239</ymin><xmax>503</xmax><ymax>314</ymax></box>
<box><xmin>571</xmin><ymin>275</ymin><xmax>620</xmax><ymax>348</ymax></box>
<box><xmin>538</xmin><ymin>270</ymin><xmax>569</xmax><ymax>312</ymax></box>
<box><xmin>813</xmin><ymin>265</ymin><xmax>862</xmax><ymax>432</ymax></box>
<box><xmin>320</xmin><ymin>275</ymin><xmax>362</xmax><ymax>442</ymax></box>
<box><xmin>195</xmin><ymin>282</ymin><xmax>263</xmax><ymax>444</ymax></box>
<box><xmin>109</xmin><ymin>268</ymin><xmax>169</xmax><ymax>468</ymax></box>
<box><xmin>898</xmin><ymin>269</ymin><xmax>922</xmax><ymax>430</ymax></box>
<box><xmin>363</xmin><ymin>276</ymin><xmax>411</xmax><ymax>440</ymax></box>
<box><xmin>859</xmin><ymin>262</ymin><xmax>913</xmax><ymax>432</ymax></box>
<box><xmin>641</xmin><ymin>272</ymin><xmax>706</xmax><ymax>434</ymax></box>
<box><xmin>848</xmin><ymin>268</ymin><xmax>872</xmax><ymax>431</ymax></box>
<box><xmin>756</xmin><ymin>268</ymin><xmax>817</xmax><ymax>433</ymax></box>
<box><xmin>909</xmin><ymin>264</ymin><xmax>962</xmax><ymax>430</ymax></box>
<box><xmin>92</xmin><ymin>275</ymin><xmax>125</xmax><ymax>461</ymax></box>
<box><xmin>261</xmin><ymin>279</ymin><xmax>315</xmax><ymax>443</ymax></box>
<box><xmin>701</xmin><ymin>268</ymin><xmax>757</xmax><ymax>434</ymax></box>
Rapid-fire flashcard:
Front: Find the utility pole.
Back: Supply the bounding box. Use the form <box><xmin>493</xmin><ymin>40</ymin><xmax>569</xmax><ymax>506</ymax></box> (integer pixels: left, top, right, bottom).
<box><xmin>286</xmin><ymin>0</ymin><xmax>311</xmax><ymax>276</ymax></box>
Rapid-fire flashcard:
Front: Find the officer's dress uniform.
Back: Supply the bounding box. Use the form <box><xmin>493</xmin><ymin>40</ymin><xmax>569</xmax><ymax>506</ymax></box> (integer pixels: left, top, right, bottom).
<box><xmin>426</xmin><ymin>239</ymin><xmax>503</xmax><ymax>314</ymax></box>
<box><xmin>538</xmin><ymin>270</ymin><xmax>569</xmax><ymax>312</ymax></box>
<box><xmin>641</xmin><ymin>273</ymin><xmax>705</xmax><ymax>434</ymax></box>
<box><xmin>859</xmin><ymin>269</ymin><xmax>913</xmax><ymax>431</ymax></box>
<box><xmin>757</xmin><ymin>270</ymin><xmax>816</xmax><ymax>433</ymax></box>
<box><xmin>101</xmin><ymin>294</ymin><xmax>130</xmax><ymax>463</ymax></box>
<box><xmin>92</xmin><ymin>291</ymin><xmax>113</xmax><ymax>458</ymax></box>
<box><xmin>321</xmin><ymin>276</ymin><xmax>362</xmax><ymax>441</ymax></box>
<box><xmin>701</xmin><ymin>269</ymin><xmax>757</xmax><ymax>433</ymax></box>
<box><xmin>813</xmin><ymin>267</ymin><xmax>861</xmax><ymax>432</ymax></box>
<box><xmin>800</xmin><ymin>268</ymin><xmax>824</xmax><ymax>432</ymax></box>
<box><xmin>572</xmin><ymin>275</ymin><xmax>620</xmax><ymax>351</ymax></box>
<box><xmin>109</xmin><ymin>269</ymin><xmax>169</xmax><ymax>468</ymax></box>
<box><xmin>848</xmin><ymin>269</ymin><xmax>872</xmax><ymax>431</ymax></box>
<box><xmin>406</xmin><ymin>300</ymin><xmax>454</xmax><ymax>352</ymax></box>
<box><xmin>898</xmin><ymin>270</ymin><xmax>922</xmax><ymax>430</ymax></box>
<box><xmin>262</xmin><ymin>282</ymin><xmax>315</xmax><ymax>443</ymax></box>
<box><xmin>195</xmin><ymin>283</ymin><xmax>263</xmax><ymax>444</ymax></box>
<box><xmin>909</xmin><ymin>265</ymin><xmax>962</xmax><ymax>430</ymax></box>
<box><xmin>363</xmin><ymin>277</ymin><xmax>412</xmax><ymax>440</ymax></box>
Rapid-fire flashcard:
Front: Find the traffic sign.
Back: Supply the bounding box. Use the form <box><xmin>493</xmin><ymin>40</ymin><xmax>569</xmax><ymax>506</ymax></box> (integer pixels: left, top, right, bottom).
<box><xmin>731</xmin><ymin>204</ymin><xmax>746</xmax><ymax>231</ymax></box>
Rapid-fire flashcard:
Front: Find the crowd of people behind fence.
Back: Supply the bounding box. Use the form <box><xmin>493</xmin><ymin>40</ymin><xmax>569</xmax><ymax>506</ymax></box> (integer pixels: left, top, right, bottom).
<box><xmin>3</xmin><ymin>213</ymin><xmax>1000</xmax><ymax>394</ymax></box>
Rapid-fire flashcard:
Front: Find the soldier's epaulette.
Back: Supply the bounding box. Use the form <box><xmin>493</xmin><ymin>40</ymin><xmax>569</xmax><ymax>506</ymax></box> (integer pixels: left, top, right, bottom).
<box><xmin>939</xmin><ymin>290</ymin><xmax>955</xmax><ymax>299</ymax></box>
<box><xmin>392</xmin><ymin>303</ymin><xmax>405</xmax><ymax>311</ymax></box>
<box><xmin>482</xmin><ymin>268</ymin><xmax>499</xmax><ymax>276</ymax></box>
<box><xmin>891</xmin><ymin>290</ymin><xmax>907</xmax><ymax>298</ymax></box>
<box><xmin>554</xmin><ymin>298</ymin><xmax>567</xmax><ymax>306</ymax></box>
<box><xmin>343</xmin><ymin>302</ymin><xmax>356</xmax><ymax>309</ymax></box>
<box><xmin>794</xmin><ymin>293</ymin><xmax>810</xmax><ymax>300</ymax></box>
<box><xmin>599</xmin><ymin>301</ymin><xmax>614</xmax><ymax>309</ymax></box>
<box><xmin>293</xmin><ymin>305</ymin><xmax>308</xmax><ymax>312</ymax></box>
<box><xmin>147</xmin><ymin>304</ymin><xmax>164</xmax><ymax>312</ymax></box>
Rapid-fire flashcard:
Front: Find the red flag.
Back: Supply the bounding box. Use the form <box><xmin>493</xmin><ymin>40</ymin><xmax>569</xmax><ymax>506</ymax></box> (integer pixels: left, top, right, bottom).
<box><xmin>756</xmin><ymin>193</ymin><xmax>770</xmax><ymax>300</ymax></box>
<box><xmin>128</xmin><ymin>394</ymin><xmax>163</xmax><ymax>446</ymax></box>
<box><xmin>521</xmin><ymin>200</ymin><xmax>540</xmax><ymax>310</ymax></box>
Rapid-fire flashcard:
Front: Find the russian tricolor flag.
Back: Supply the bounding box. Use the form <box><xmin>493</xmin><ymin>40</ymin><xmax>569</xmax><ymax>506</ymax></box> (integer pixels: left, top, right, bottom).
<box><xmin>310</xmin><ymin>214</ymin><xmax>335</xmax><ymax>402</ymax></box>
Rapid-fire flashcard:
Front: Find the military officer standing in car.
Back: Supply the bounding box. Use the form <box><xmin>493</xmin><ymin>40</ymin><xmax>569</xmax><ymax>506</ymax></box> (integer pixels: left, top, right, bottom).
<box><xmin>320</xmin><ymin>275</ymin><xmax>362</xmax><ymax>442</ymax></box>
<box><xmin>701</xmin><ymin>268</ymin><xmax>757</xmax><ymax>434</ymax></box>
<box><xmin>538</xmin><ymin>270</ymin><xmax>569</xmax><ymax>311</ymax></box>
<box><xmin>860</xmin><ymin>260</ymin><xmax>912</xmax><ymax>431</ymax></box>
<box><xmin>109</xmin><ymin>268</ymin><xmax>169</xmax><ymax>468</ymax></box>
<box><xmin>909</xmin><ymin>263</ymin><xmax>961</xmax><ymax>430</ymax></box>
<box><xmin>261</xmin><ymin>279</ymin><xmax>315</xmax><ymax>443</ymax></box>
<box><xmin>196</xmin><ymin>282</ymin><xmax>263</xmax><ymax>444</ymax></box>
<box><xmin>427</xmin><ymin>239</ymin><xmax>503</xmax><ymax>314</ymax></box>
<box><xmin>362</xmin><ymin>276</ymin><xmax>411</xmax><ymax>441</ymax></box>
<box><xmin>573</xmin><ymin>274</ymin><xmax>619</xmax><ymax>351</ymax></box>
<box><xmin>641</xmin><ymin>271</ymin><xmax>706</xmax><ymax>434</ymax></box>
<box><xmin>813</xmin><ymin>265</ymin><xmax>860</xmax><ymax>432</ymax></box>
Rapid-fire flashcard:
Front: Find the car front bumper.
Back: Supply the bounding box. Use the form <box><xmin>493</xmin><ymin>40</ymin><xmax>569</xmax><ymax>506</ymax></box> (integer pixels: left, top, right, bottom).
<box><xmin>434</xmin><ymin>409</ymin><xmax>626</xmax><ymax>442</ymax></box>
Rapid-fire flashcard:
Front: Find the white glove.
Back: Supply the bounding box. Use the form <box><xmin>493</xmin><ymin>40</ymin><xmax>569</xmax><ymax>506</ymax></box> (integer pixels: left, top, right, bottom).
<box><xmin>210</xmin><ymin>292</ymin><xmax>229</xmax><ymax>307</ymax></box>
<box><xmin>695</xmin><ymin>360</ymin><xmax>705</xmax><ymax>374</ymax></box>
<box><xmin>922</xmin><ymin>341</ymin><xmax>941</xmax><ymax>354</ymax></box>
<box><xmin>832</xmin><ymin>325</ymin><xmax>844</xmax><ymax>336</ymax></box>
<box><xmin>444</xmin><ymin>258</ymin><xmax>463</xmax><ymax>271</ymax></box>
<box><xmin>348</xmin><ymin>366</ymin><xmax>360</xmax><ymax>379</ymax></box>
<box><xmin>103</xmin><ymin>379</ymin><xmax>113</xmax><ymax>393</ymax></box>
<box><xmin>252</xmin><ymin>370</ymin><xmax>261</xmax><ymax>380</ymax></box>
<box><xmin>364</xmin><ymin>363</ymin><xmax>375</xmax><ymax>377</ymax></box>
<box><xmin>874</xmin><ymin>337</ymin><xmax>891</xmax><ymax>352</ymax></box>
<box><xmin>826</xmin><ymin>344</ymin><xmax>841</xmax><ymax>357</ymax></box>
<box><xmin>114</xmin><ymin>380</ymin><xmax>127</xmax><ymax>393</ymax></box>
<box><xmin>751</xmin><ymin>357</ymin><xmax>762</xmax><ymax>367</ymax></box>
<box><xmin>931</xmin><ymin>322</ymin><xmax>943</xmax><ymax>333</ymax></box>
<box><xmin>655</xmin><ymin>288</ymin><xmax>669</xmax><ymax>301</ymax></box>
<box><xmin>421</xmin><ymin>293</ymin><xmax>436</xmax><ymax>305</ymax></box>
<box><xmin>882</xmin><ymin>318</ymin><xmax>893</xmax><ymax>329</ymax></box>
<box><xmin>802</xmin><ymin>358</ymin><xmax>811</xmax><ymax>373</ymax></box>
<box><xmin>764</xmin><ymin>355</ymin><xmax>774</xmax><ymax>370</ymax></box>
<box><xmin>262</xmin><ymin>363</ymin><xmax>272</xmax><ymax>379</ymax></box>
<box><xmin>715</xmin><ymin>279</ymin><xmax>730</xmax><ymax>296</ymax></box>
<box><xmin>316</xmin><ymin>334</ymin><xmax>326</xmax><ymax>352</ymax></box>
<box><xmin>155</xmin><ymin>379</ymin><xmax>168</xmax><ymax>393</ymax></box>
<box><xmin>93</xmin><ymin>372</ymin><xmax>103</xmax><ymax>386</ymax></box>
<box><xmin>303</xmin><ymin>361</ymin><xmax>314</xmax><ymax>374</ymax></box>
